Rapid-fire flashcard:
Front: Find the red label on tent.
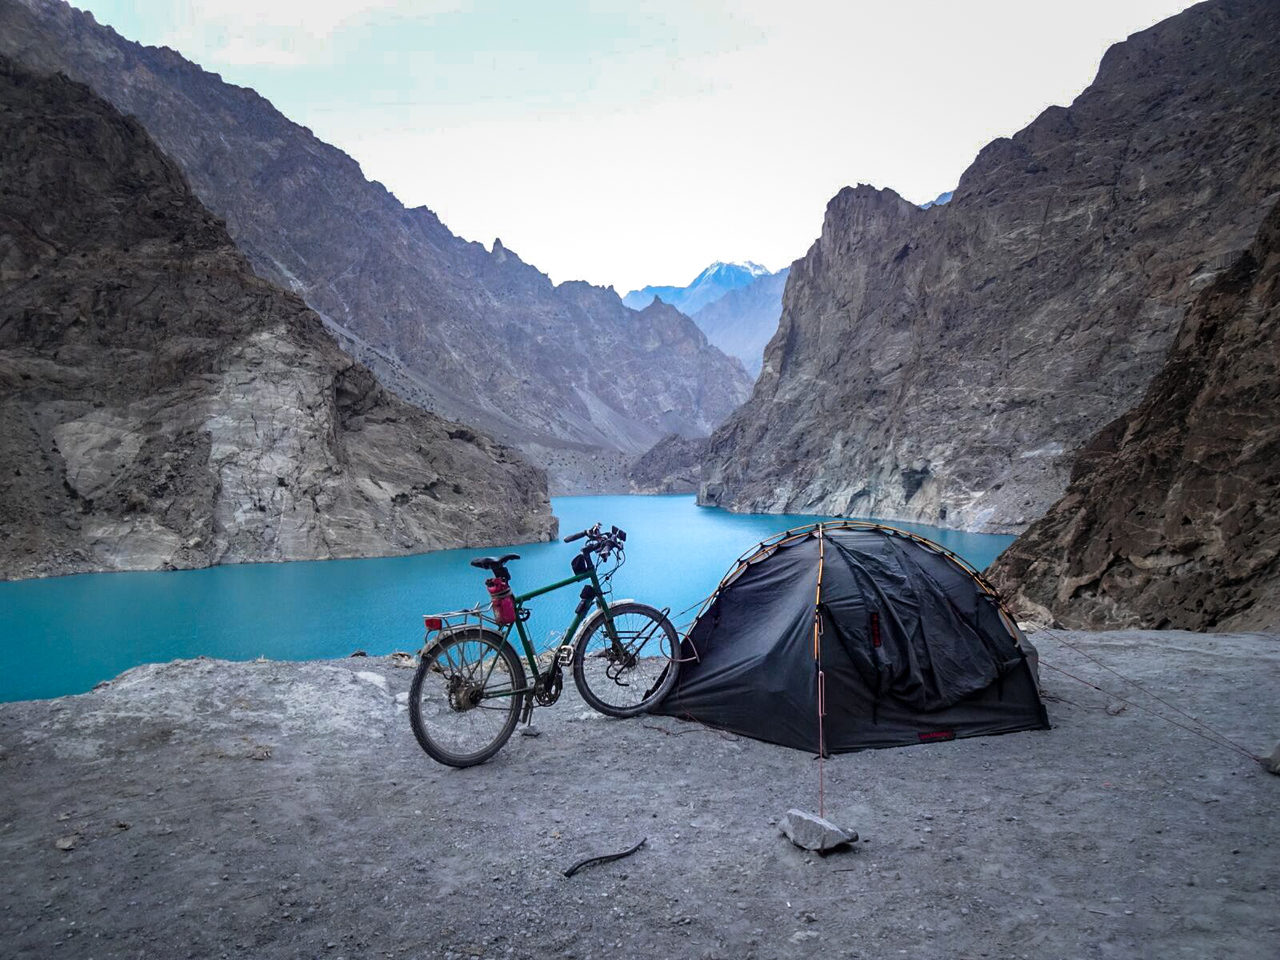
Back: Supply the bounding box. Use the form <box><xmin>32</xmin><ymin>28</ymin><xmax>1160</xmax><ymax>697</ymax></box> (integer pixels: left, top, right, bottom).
<box><xmin>918</xmin><ymin>730</ymin><xmax>956</xmax><ymax>743</ymax></box>
<box><xmin>871</xmin><ymin>612</ymin><xmax>882</xmax><ymax>648</ymax></box>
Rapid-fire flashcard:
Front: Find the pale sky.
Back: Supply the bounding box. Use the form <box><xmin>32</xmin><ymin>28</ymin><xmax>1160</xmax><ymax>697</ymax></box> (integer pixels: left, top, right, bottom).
<box><xmin>77</xmin><ymin>0</ymin><xmax>1199</xmax><ymax>292</ymax></box>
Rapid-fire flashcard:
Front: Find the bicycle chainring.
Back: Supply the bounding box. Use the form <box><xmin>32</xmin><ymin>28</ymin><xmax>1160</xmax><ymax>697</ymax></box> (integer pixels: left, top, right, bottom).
<box><xmin>534</xmin><ymin>663</ymin><xmax>564</xmax><ymax>706</ymax></box>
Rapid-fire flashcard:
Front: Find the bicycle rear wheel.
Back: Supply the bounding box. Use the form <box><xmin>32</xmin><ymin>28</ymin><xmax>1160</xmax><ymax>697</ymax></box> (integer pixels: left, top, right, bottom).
<box><xmin>572</xmin><ymin>601</ymin><xmax>680</xmax><ymax>718</ymax></box>
<box><xmin>409</xmin><ymin>627</ymin><xmax>526</xmax><ymax>767</ymax></box>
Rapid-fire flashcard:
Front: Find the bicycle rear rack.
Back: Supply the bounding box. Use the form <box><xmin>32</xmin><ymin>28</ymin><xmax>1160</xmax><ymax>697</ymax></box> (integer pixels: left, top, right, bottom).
<box><xmin>422</xmin><ymin>605</ymin><xmax>501</xmax><ymax>636</ymax></box>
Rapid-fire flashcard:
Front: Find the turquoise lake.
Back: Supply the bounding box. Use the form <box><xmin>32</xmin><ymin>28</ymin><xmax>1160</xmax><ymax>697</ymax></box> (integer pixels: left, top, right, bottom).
<box><xmin>0</xmin><ymin>495</ymin><xmax>1014</xmax><ymax>702</ymax></box>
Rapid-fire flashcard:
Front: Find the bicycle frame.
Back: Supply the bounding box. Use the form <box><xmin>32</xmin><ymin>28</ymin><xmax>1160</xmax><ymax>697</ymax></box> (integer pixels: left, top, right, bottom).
<box><xmin>506</xmin><ymin>565</ymin><xmax>617</xmax><ymax>686</ymax></box>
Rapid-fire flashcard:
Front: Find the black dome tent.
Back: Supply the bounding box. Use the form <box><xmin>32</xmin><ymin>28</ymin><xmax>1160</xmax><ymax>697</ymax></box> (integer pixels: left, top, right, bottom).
<box><xmin>653</xmin><ymin>521</ymin><xmax>1049</xmax><ymax>752</ymax></box>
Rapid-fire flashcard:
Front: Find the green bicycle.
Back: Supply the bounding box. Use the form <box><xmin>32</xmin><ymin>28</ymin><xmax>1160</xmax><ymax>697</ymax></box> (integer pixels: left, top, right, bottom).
<box><xmin>409</xmin><ymin>523</ymin><xmax>681</xmax><ymax>767</ymax></box>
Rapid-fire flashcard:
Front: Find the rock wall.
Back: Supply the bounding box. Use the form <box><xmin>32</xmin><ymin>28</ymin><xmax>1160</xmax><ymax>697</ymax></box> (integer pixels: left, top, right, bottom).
<box><xmin>700</xmin><ymin>0</ymin><xmax>1280</xmax><ymax>532</ymax></box>
<box><xmin>0</xmin><ymin>57</ymin><xmax>554</xmax><ymax>579</ymax></box>
<box><xmin>988</xmin><ymin>202</ymin><xmax>1280</xmax><ymax>632</ymax></box>
<box><xmin>0</xmin><ymin>0</ymin><xmax>752</xmax><ymax>480</ymax></box>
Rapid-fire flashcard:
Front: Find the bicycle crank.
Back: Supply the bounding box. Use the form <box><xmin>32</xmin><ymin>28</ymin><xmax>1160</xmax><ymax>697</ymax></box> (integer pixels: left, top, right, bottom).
<box><xmin>534</xmin><ymin>663</ymin><xmax>564</xmax><ymax>706</ymax></box>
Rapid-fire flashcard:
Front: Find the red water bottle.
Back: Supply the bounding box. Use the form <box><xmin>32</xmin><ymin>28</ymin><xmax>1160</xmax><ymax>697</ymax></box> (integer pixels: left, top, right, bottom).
<box><xmin>487</xmin><ymin>578</ymin><xmax>516</xmax><ymax>626</ymax></box>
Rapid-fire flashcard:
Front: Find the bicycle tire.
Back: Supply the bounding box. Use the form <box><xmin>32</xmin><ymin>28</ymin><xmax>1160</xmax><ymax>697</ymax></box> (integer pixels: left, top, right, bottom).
<box><xmin>409</xmin><ymin>626</ymin><xmax>526</xmax><ymax>767</ymax></box>
<box><xmin>572</xmin><ymin>601</ymin><xmax>680</xmax><ymax>718</ymax></box>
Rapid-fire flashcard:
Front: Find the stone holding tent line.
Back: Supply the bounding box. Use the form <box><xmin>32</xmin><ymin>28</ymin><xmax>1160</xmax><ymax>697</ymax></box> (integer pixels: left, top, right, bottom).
<box><xmin>780</xmin><ymin>809</ymin><xmax>858</xmax><ymax>852</ymax></box>
<box><xmin>654</xmin><ymin>521</ymin><xmax>1049</xmax><ymax>752</ymax></box>
<box><xmin>1264</xmin><ymin>743</ymin><xmax>1280</xmax><ymax>776</ymax></box>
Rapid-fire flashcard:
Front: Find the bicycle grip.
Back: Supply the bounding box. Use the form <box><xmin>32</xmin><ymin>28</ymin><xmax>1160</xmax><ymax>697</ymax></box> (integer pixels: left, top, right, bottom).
<box><xmin>564</xmin><ymin>529</ymin><xmax>589</xmax><ymax>543</ymax></box>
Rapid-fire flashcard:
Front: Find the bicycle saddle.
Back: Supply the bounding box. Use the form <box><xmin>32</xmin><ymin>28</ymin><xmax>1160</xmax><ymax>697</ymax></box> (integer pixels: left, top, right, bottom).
<box><xmin>469</xmin><ymin>554</ymin><xmax>520</xmax><ymax>572</ymax></box>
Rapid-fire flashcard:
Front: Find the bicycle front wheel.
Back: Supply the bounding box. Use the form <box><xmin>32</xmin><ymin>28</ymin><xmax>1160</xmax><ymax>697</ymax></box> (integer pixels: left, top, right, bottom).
<box><xmin>572</xmin><ymin>601</ymin><xmax>680</xmax><ymax>718</ymax></box>
<box><xmin>409</xmin><ymin>627</ymin><xmax>526</xmax><ymax>767</ymax></box>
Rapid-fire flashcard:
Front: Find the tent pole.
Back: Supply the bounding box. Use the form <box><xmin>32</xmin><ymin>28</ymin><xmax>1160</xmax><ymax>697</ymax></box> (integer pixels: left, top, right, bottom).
<box><xmin>814</xmin><ymin>523</ymin><xmax>827</xmax><ymax>817</ymax></box>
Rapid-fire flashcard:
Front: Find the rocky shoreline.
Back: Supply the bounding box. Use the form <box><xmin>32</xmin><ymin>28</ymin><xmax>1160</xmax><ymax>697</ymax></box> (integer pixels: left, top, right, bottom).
<box><xmin>2</xmin><ymin>630</ymin><xmax>1276</xmax><ymax>958</ymax></box>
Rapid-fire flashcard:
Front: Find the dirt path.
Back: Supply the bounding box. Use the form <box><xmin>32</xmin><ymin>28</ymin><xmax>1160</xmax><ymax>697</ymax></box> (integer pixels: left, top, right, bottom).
<box><xmin>1</xmin><ymin>629</ymin><xmax>1277</xmax><ymax>959</ymax></box>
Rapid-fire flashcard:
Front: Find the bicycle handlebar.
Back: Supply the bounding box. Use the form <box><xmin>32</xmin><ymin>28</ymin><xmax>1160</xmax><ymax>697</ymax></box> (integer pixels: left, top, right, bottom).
<box><xmin>562</xmin><ymin>523</ymin><xmax>626</xmax><ymax>549</ymax></box>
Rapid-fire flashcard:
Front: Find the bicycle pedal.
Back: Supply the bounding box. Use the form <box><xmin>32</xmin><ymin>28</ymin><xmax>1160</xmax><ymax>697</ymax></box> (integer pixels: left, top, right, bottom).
<box><xmin>555</xmin><ymin>644</ymin><xmax>575</xmax><ymax>666</ymax></box>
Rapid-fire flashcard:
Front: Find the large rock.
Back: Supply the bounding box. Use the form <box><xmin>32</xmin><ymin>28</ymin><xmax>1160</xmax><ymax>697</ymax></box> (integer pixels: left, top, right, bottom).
<box><xmin>0</xmin><ymin>57</ymin><xmax>554</xmax><ymax>578</ymax></box>
<box><xmin>699</xmin><ymin>0</ymin><xmax>1280</xmax><ymax>533</ymax></box>
<box><xmin>0</xmin><ymin>0</ymin><xmax>752</xmax><ymax>491</ymax></box>
<box><xmin>987</xmin><ymin>202</ymin><xmax>1280</xmax><ymax>632</ymax></box>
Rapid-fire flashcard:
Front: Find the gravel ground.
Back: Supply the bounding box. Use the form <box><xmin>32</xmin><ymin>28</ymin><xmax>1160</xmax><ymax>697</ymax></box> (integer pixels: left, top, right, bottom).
<box><xmin>1</xmin><ymin>629</ymin><xmax>1277</xmax><ymax>959</ymax></box>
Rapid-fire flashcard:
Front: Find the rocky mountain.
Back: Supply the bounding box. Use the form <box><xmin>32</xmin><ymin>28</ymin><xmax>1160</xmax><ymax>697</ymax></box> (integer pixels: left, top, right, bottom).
<box><xmin>0</xmin><ymin>56</ymin><xmax>554</xmax><ymax>579</ymax></box>
<box><xmin>700</xmin><ymin>0</ymin><xmax>1280</xmax><ymax>533</ymax></box>
<box><xmin>627</xmin><ymin>435</ymin><xmax>708</xmax><ymax>495</ymax></box>
<box><xmin>0</xmin><ymin>0</ymin><xmax>752</xmax><ymax>493</ymax></box>
<box><xmin>690</xmin><ymin>268</ymin><xmax>790</xmax><ymax>376</ymax></box>
<box><xmin>988</xmin><ymin>201</ymin><xmax>1280</xmax><ymax>632</ymax></box>
<box><xmin>920</xmin><ymin>191</ymin><xmax>953</xmax><ymax>209</ymax></box>
<box><xmin>623</xmin><ymin>261</ymin><xmax>772</xmax><ymax>316</ymax></box>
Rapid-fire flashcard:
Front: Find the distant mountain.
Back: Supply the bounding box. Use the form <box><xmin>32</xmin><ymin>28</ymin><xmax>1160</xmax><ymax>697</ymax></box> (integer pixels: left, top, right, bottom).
<box><xmin>623</xmin><ymin>261</ymin><xmax>771</xmax><ymax>316</ymax></box>
<box><xmin>690</xmin><ymin>268</ymin><xmax>791</xmax><ymax>377</ymax></box>
<box><xmin>1</xmin><ymin>0</ymin><xmax>752</xmax><ymax>495</ymax></box>
<box><xmin>920</xmin><ymin>190</ymin><xmax>953</xmax><ymax>209</ymax></box>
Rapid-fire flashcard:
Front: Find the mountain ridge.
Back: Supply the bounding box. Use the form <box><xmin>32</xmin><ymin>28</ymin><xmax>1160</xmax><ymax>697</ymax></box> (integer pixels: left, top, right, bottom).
<box><xmin>689</xmin><ymin>268</ymin><xmax>791</xmax><ymax>377</ymax></box>
<box><xmin>699</xmin><ymin>0</ymin><xmax>1280</xmax><ymax>533</ymax></box>
<box><xmin>0</xmin><ymin>0</ymin><xmax>752</xmax><ymax>493</ymax></box>
<box><xmin>622</xmin><ymin>260</ymin><xmax>772</xmax><ymax>316</ymax></box>
<box><xmin>0</xmin><ymin>54</ymin><xmax>554</xmax><ymax>579</ymax></box>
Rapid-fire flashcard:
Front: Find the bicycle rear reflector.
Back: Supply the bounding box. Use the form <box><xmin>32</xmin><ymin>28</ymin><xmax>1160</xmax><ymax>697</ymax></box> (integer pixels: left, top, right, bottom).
<box><xmin>423</xmin><ymin>616</ymin><xmax>444</xmax><ymax>632</ymax></box>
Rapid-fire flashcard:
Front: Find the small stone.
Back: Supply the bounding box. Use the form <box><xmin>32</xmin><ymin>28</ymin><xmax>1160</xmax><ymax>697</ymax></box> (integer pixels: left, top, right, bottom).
<box><xmin>780</xmin><ymin>809</ymin><xmax>857</xmax><ymax>852</ymax></box>
<box><xmin>54</xmin><ymin>834</ymin><xmax>80</xmax><ymax>851</ymax></box>
<box><xmin>521</xmin><ymin>726</ymin><xmax>541</xmax><ymax>738</ymax></box>
<box><xmin>1106</xmin><ymin>701</ymin><xmax>1127</xmax><ymax>716</ymax></box>
<box><xmin>349</xmin><ymin>650</ymin><xmax>367</xmax><ymax>657</ymax></box>
<box><xmin>789</xmin><ymin>930</ymin><xmax>819</xmax><ymax>944</ymax></box>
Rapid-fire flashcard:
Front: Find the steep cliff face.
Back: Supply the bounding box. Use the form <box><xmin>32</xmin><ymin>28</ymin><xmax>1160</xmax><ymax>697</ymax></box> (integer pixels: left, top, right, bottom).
<box><xmin>988</xmin><ymin>202</ymin><xmax>1280</xmax><ymax>632</ymax></box>
<box><xmin>0</xmin><ymin>57</ymin><xmax>554</xmax><ymax>579</ymax></box>
<box><xmin>700</xmin><ymin>0</ymin><xmax>1280</xmax><ymax>532</ymax></box>
<box><xmin>0</xmin><ymin>0</ymin><xmax>752</xmax><ymax>486</ymax></box>
<box><xmin>691</xmin><ymin>268</ymin><xmax>790</xmax><ymax>376</ymax></box>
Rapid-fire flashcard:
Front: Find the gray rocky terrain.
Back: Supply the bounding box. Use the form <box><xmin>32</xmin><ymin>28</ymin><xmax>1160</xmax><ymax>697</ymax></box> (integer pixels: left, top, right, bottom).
<box><xmin>0</xmin><ymin>0</ymin><xmax>753</xmax><ymax>491</ymax></box>
<box><xmin>700</xmin><ymin>0</ymin><xmax>1280</xmax><ymax>533</ymax></box>
<box><xmin>988</xmin><ymin>201</ymin><xmax>1280</xmax><ymax>632</ymax></box>
<box><xmin>627</xmin><ymin>434</ymin><xmax>708</xmax><ymax>495</ymax></box>
<box><xmin>0</xmin><ymin>629</ymin><xmax>1275</xmax><ymax>958</ymax></box>
<box><xmin>0</xmin><ymin>58</ymin><xmax>553</xmax><ymax>579</ymax></box>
